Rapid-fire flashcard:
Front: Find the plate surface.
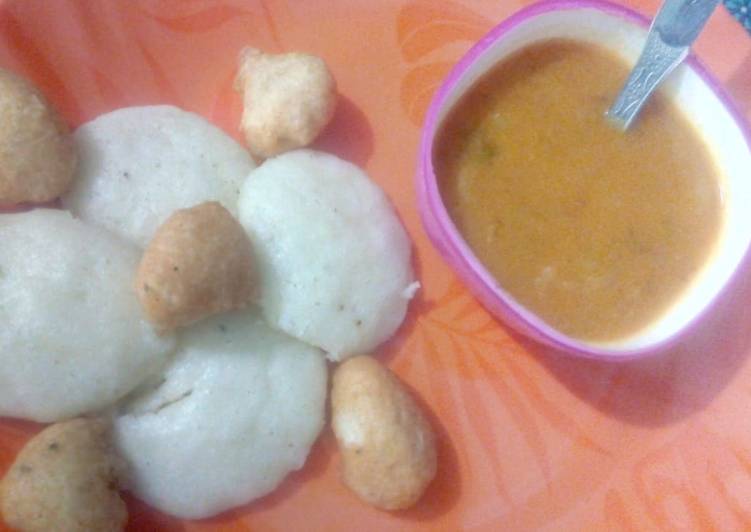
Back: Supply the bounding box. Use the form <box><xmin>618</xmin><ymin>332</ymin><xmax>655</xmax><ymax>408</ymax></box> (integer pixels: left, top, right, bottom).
<box><xmin>0</xmin><ymin>1</ymin><xmax>750</xmax><ymax>530</ymax></box>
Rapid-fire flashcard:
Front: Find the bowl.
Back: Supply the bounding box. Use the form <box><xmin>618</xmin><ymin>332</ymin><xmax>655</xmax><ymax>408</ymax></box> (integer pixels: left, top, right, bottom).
<box><xmin>417</xmin><ymin>0</ymin><xmax>751</xmax><ymax>360</ymax></box>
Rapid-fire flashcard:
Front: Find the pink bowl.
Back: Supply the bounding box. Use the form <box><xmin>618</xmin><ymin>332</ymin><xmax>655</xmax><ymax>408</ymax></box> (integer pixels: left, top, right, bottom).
<box><xmin>417</xmin><ymin>0</ymin><xmax>751</xmax><ymax>360</ymax></box>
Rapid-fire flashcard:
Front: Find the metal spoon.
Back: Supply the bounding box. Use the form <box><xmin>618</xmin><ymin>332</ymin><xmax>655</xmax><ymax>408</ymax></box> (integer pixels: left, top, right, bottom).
<box><xmin>606</xmin><ymin>0</ymin><xmax>720</xmax><ymax>130</ymax></box>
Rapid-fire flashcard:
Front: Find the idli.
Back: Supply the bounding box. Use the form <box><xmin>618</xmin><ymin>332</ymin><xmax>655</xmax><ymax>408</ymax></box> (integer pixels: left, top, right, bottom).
<box><xmin>0</xmin><ymin>209</ymin><xmax>175</xmax><ymax>422</ymax></box>
<box><xmin>62</xmin><ymin>105</ymin><xmax>255</xmax><ymax>246</ymax></box>
<box><xmin>114</xmin><ymin>308</ymin><xmax>327</xmax><ymax>519</ymax></box>
<box><xmin>237</xmin><ymin>149</ymin><xmax>416</xmax><ymax>360</ymax></box>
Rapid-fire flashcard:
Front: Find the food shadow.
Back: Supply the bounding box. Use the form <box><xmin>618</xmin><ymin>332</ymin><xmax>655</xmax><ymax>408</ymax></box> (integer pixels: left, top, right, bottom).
<box><xmin>520</xmin><ymin>258</ymin><xmax>751</xmax><ymax>427</ymax></box>
<box><xmin>124</xmin><ymin>493</ymin><xmax>186</xmax><ymax>532</ymax></box>
<box><xmin>311</xmin><ymin>94</ymin><xmax>373</xmax><ymax>168</ymax></box>
<box><xmin>376</xmin><ymin>237</ymin><xmax>462</xmax><ymax>519</ymax></box>
<box><xmin>200</xmin><ymin>427</ymin><xmax>336</xmax><ymax>525</ymax></box>
<box><xmin>378</xmin><ymin>243</ymin><xmax>433</xmax><ymax>366</ymax></box>
<box><xmin>396</xmin><ymin>377</ymin><xmax>462</xmax><ymax>522</ymax></box>
<box><xmin>727</xmin><ymin>51</ymin><xmax>751</xmax><ymax>117</ymax></box>
<box><xmin>0</xmin><ymin>198</ymin><xmax>61</xmax><ymax>214</ymax></box>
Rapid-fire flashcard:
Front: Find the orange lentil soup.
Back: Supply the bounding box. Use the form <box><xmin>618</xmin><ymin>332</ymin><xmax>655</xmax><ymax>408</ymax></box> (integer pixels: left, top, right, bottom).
<box><xmin>435</xmin><ymin>39</ymin><xmax>722</xmax><ymax>342</ymax></box>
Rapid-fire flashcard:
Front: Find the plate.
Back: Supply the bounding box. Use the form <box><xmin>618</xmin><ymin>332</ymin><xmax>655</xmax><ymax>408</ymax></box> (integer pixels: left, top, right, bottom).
<box><xmin>0</xmin><ymin>1</ymin><xmax>750</xmax><ymax>530</ymax></box>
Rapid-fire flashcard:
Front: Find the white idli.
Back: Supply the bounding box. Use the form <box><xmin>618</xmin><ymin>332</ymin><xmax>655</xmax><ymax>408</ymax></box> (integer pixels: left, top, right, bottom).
<box><xmin>0</xmin><ymin>209</ymin><xmax>175</xmax><ymax>422</ymax></box>
<box><xmin>114</xmin><ymin>308</ymin><xmax>327</xmax><ymax>519</ymax></box>
<box><xmin>238</xmin><ymin>149</ymin><xmax>416</xmax><ymax>360</ymax></box>
<box><xmin>62</xmin><ymin>105</ymin><xmax>255</xmax><ymax>246</ymax></box>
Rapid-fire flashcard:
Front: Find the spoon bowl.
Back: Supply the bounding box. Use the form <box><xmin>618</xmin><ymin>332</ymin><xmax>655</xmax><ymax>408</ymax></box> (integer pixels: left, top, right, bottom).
<box><xmin>417</xmin><ymin>0</ymin><xmax>751</xmax><ymax>360</ymax></box>
<box><xmin>607</xmin><ymin>0</ymin><xmax>721</xmax><ymax>129</ymax></box>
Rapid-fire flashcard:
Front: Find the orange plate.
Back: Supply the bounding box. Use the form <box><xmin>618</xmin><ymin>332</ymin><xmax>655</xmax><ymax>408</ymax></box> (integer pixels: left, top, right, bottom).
<box><xmin>1</xmin><ymin>1</ymin><xmax>750</xmax><ymax>530</ymax></box>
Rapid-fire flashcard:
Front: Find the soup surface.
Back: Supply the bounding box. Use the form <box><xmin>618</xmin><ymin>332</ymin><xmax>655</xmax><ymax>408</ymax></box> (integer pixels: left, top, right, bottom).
<box><xmin>435</xmin><ymin>39</ymin><xmax>722</xmax><ymax>342</ymax></box>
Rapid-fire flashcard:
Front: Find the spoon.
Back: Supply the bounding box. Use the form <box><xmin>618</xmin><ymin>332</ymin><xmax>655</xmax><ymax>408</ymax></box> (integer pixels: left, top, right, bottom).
<box><xmin>606</xmin><ymin>0</ymin><xmax>721</xmax><ymax>130</ymax></box>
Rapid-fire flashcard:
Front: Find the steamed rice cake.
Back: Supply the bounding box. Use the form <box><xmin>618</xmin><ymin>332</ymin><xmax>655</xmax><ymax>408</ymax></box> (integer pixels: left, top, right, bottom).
<box><xmin>0</xmin><ymin>209</ymin><xmax>175</xmax><ymax>422</ymax></box>
<box><xmin>238</xmin><ymin>150</ymin><xmax>416</xmax><ymax>360</ymax></box>
<box><xmin>113</xmin><ymin>308</ymin><xmax>327</xmax><ymax>519</ymax></box>
<box><xmin>62</xmin><ymin>105</ymin><xmax>256</xmax><ymax>246</ymax></box>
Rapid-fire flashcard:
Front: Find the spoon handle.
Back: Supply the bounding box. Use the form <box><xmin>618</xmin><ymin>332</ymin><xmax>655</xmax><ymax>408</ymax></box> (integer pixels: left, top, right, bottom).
<box><xmin>606</xmin><ymin>0</ymin><xmax>720</xmax><ymax>130</ymax></box>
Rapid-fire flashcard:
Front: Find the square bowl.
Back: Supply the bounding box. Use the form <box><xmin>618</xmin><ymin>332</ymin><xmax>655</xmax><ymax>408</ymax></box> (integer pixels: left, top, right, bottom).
<box><xmin>417</xmin><ymin>0</ymin><xmax>751</xmax><ymax>360</ymax></box>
